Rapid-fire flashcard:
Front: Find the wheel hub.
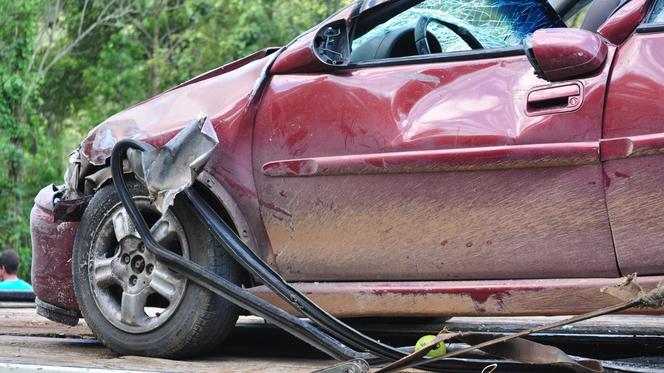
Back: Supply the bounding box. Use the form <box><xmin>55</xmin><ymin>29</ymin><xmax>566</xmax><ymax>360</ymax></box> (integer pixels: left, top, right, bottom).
<box><xmin>131</xmin><ymin>254</ymin><xmax>146</xmax><ymax>274</ymax></box>
<box><xmin>89</xmin><ymin>199</ymin><xmax>189</xmax><ymax>334</ymax></box>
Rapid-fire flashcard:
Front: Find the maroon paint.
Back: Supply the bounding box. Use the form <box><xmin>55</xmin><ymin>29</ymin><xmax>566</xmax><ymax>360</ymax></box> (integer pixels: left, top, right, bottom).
<box><xmin>601</xmin><ymin>23</ymin><xmax>664</xmax><ymax>276</ymax></box>
<box><xmin>30</xmin><ymin>186</ymin><xmax>79</xmax><ymax>311</ymax></box>
<box><xmin>270</xmin><ymin>30</ymin><xmax>325</xmax><ymax>75</ymax></box>
<box><xmin>262</xmin><ymin>142</ymin><xmax>599</xmax><ymax>177</ymax></box>
<box><xmin>270</xmin><ymin>7</ymin><xmax>354</xmax><ymax>74</ymax></box>
<box><xmin>603</xmin><ymin>34</ymin><xmax>664</xmax><ymax>139</ymax></box>
<box><xmin>31</xmin><ymin>55</ymin><xmax>278</xmax><ymax>310</ymax></box>
<box><xmin>529</xmin><ymin>28</ymin><xmax>608</xmax><ymax>82</ymax></box>
<box><xmin>526</xmin><ymin>82</ymin><xmax>584</xmax><ymax>116</ymax></box>
<box><xmin>527</xmin><ymin>83</ymin><xmax>579</xmax><ymax>103</ymax></box>
<box><xmin>29</xmin><ymin>0</ymin><xmax>664</xmax><ymax>317</ymax></box>
<box><xmin>597</xmin><ymin>0</ymin><xmax>651</xmax><ymax>45</ymax></box>
<box><xmin>253</xmin><ymin>47</ymin><xmax>618</xmax><ymax>281</ymax></box>
<box><xmin>81</xmin><ymin>55</ymin><xmax>272</xmax><ymax>261</ymax></box>
<box><xmin>248</xmin><ymin>276</ymin><xmax>664</xmax><ymax>317</ymax></box>
<box><xmin>600</xmin><ymin>133</ymin><xmax>664</xmax><ymax>161</ymax></box>
<box><xmin>603</xmin><ymin>156</ymin><xmax>664</xmax><ymax>275</ymax></box>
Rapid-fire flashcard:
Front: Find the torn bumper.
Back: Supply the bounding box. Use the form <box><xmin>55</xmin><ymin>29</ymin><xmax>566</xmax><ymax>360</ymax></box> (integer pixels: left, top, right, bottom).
<box><xmin>30</xmin><ymin>184</ymin><xmax>80</xmax><ymax>312</ymax></box>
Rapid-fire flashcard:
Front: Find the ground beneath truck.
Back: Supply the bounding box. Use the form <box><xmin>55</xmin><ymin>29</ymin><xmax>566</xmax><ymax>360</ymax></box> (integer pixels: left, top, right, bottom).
<box><xmin>2</xmin><ymin>303</ymin><xmax>664</xmax><ymax>372</ymax></box>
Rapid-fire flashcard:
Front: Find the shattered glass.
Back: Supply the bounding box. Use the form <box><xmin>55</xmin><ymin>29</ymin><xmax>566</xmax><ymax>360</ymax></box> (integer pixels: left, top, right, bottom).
<box><xmin>353</xmin><ymin>0</ymin><xmax>564</xmax><ymax>53</ymax></box>
<box><xmin>649</xmin><ymin>0</ymin><xmax>664</xmax><ymax>23</ymax></box>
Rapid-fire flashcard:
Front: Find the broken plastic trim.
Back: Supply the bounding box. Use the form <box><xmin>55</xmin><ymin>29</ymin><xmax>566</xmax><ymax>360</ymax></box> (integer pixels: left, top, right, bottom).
<box><xmin>189</xmin><ymin>188</ymin><xmax>557</xmax><ymax>372</ymax></box>
<box><xmin>111</xmin><ymin>138</ymin><xmax>366</xmax><ymax>362</ymax></box>
<box><xmin>186</xmin><ymin>188</ymin><xmax>488</xmax><ymax>372</ymax></box>
<box><xmin>129</xmin><ymin>116</ymin><xmax>219</xmax><ymax>214</ymax></box>
<box><xmin>112</xmin><ymin>121</ymin><xmax>664</xmax><ymax>372</ymax></box>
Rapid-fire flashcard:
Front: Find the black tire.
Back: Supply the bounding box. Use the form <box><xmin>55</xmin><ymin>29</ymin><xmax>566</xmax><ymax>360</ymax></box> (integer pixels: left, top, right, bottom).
<box><xmin>73</xmin><ymin>181</ymin><xmax>241</xmax><ymax>358</ymax></box>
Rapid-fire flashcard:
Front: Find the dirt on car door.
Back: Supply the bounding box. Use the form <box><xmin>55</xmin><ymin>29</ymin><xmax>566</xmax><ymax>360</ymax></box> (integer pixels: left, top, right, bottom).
<box><xmin>252</xmin><ymin>3</ymin><xmax>619</xmax><ymax>282</ymax></box>
<box><xmin>601</xmin><ymin>1</ymin><xmax>664</xmax><ymax>276</ymax></box>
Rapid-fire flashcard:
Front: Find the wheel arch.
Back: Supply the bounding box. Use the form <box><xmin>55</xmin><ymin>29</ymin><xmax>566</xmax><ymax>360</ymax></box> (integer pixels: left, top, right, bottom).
<box><xmin>83</xmin><ymin>167</ymin><xmax>257</xmax><ymax>287</ymax></box>
<box><xmin>192</xmin><ymin>170</ymin><xmax>258</xmax><ymax>288</ymax></box>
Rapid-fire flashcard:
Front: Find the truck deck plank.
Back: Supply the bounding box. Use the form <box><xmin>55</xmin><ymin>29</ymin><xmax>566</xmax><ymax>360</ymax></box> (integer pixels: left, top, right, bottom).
<box><xmin>3</xmin><ymin>306</ymin><xmax>664</xmax><ymax>372</ymax></box>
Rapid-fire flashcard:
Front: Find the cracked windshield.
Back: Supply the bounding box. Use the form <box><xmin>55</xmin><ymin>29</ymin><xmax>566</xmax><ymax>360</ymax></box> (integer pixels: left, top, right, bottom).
<box><xmin>353</xmin><ymin>0</ymin><xmax>564</xmax><ymax>53</ymax></box>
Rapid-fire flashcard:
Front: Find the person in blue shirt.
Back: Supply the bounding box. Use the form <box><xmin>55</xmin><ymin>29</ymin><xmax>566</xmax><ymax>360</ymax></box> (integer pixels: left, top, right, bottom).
<box><xmin>0</xmin><ymin>250</ymin><xmax>33</xmax><ymax>291</ymax></box>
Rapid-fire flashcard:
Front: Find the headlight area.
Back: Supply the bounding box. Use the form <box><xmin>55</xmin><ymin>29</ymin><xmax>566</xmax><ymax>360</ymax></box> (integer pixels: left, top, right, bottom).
<box><xmin>53</xmin><ymin>147</ymin><xmax>116</xmax><ymax>222</ymax></box>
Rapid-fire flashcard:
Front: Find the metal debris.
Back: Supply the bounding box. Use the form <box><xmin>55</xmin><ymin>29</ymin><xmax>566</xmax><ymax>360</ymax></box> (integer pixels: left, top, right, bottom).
<box><xmin>130</xmin><ymin>116</ymin><xmax>219</xmax><ymax>213</ymax></box>
<box><xmin>376</xmin><ymin>276</ymin><xmax>664</xmax><ymax>373</ymax></box>
<box><xmin>601</xmin><ymin>273</ymin><xmax>645</xmax><ymax>303</ymax></box>
<box><xmin>454</xmin><ymin>334</ymin><xmax>602</xmax><ymax>372</ymax></box>
<box><xmin>52</xmin><ymin>194</ymin><xmax>93</xmax><ymax>222</ymax></box>
<box><xmin>110</xmin><ymin>130</ymin><xmax>663</xmax><ymax>373</ymax></box>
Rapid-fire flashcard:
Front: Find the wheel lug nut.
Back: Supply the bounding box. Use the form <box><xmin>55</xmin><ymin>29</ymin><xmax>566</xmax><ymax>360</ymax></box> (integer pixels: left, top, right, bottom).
<box><xmin>129</xmin><ymin>275</ymin><xmax>137</xmax><ymax>286</ymax></box>
<box><xmin>137</xmin><ymin>243</ymin><xmax>145</xmax><ymax>253</ymax></box>
<box><xmin>146</xmin><ymin>264</ymin><xmax>154</xmax><ymax>275</ymax></box>
<box><xmin>122</xmin><ymin>254</ymin><xmax>130</xmax><ymax>264</ymax></box>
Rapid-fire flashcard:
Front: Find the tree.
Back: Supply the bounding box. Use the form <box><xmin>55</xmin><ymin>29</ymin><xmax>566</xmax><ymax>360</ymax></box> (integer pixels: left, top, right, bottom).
<box><xmin>1</xmin><ymin>0</ymin><xmax>43</xmax><ymax>279</ymax></box>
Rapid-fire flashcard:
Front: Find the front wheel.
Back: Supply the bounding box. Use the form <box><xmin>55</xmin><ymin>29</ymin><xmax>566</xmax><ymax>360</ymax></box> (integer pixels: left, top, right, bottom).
<box><xmin>73</xmin><ymin>181</ymin><xmax>242</xmax><ymax>358</ymax></box>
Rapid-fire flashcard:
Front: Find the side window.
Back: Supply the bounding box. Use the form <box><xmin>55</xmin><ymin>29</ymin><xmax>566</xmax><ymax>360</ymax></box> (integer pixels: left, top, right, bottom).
<box><xmin>649</xmin><ymin>0</ymin><xmax>664</xmax><ymax>23</ymax></box>
<box><xmin>351</xmin><ymin>0</ymin><xmax>563</xmax><ymax>62</ymax></box>
<box><xmin>427</xmin><ymin>22</ymin><xmax>473</xmax><ymax>53</ymax></box>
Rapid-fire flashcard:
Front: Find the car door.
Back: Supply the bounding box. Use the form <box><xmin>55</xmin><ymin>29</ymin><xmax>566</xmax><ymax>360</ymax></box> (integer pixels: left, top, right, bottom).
<box><xmin>601</xmin><ymin>0</ymin><xmax>664</xmax><ymax>276</ymax></box>
<box><xmin>252</xmin><ymin>0</ymin><xmax>618</xmax><ymax>282</ymax></box>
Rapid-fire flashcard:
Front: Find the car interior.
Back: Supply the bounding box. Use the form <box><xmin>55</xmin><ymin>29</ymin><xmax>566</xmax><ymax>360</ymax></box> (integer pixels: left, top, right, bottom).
<box><xmin>349</xmin><ymin>0</ymin><xmax>630</xmax><ymax>63</ymax></box>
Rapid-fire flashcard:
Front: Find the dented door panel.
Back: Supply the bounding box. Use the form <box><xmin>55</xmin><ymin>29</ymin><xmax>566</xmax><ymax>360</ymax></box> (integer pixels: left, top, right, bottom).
<box><xmin>253</xmin><ymin>53</ymin><xmax>618</xmax><ymax>281</ymax></box>
<box><xmin>603</xmin><ymin>30</ymin><xmax>664</xmax><ymax>276</ymax></box>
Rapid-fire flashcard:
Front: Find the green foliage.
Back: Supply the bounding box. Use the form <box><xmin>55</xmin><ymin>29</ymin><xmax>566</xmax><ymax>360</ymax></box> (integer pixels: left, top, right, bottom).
<box><xmin>1</xmin><ymin>0</ymin><xmax>351</xmax><ymax>281</ymax></box>
<box><xmin>1</xmin><ymin>0</ymin><xmax>44</xmax><ymax>280</ymax></box>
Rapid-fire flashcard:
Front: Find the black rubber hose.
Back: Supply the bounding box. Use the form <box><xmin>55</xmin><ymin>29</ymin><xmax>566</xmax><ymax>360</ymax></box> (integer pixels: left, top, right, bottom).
<box><xmin>112</xmin><ymin>139</ymin><xmax>485</xmax><ymax>373</ymax></box>
<box><xmin>110</xmin><ymin>139</ymin><xmax>365</xmax><ymax>362</ymax></box>
<box><xmin>185</xmin><ymin>183</ymin><xmax>484</xmax><ymax>372</ymax></box>
<box><xmin>186</xmin><ymin>189</ymin><xmax>393</xmax><ymax>348</ymax></box>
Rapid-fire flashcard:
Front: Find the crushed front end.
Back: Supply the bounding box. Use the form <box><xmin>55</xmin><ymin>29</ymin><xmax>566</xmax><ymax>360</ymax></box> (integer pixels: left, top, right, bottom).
<box><xmin>30</xmin><ymin>147</ymin><xmax>105</xmax><ymax>325</ymax></box>
<box><xmin>31</xmin><ymin>192</ymin><xmax>79</xmax><ymax>324</ymax></box>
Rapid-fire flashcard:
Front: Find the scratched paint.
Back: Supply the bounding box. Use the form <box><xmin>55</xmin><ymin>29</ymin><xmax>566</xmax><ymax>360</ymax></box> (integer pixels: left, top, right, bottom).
<box><xmin>32</xmin><ymin>54</ymin><xmax>276</xmax><ymax>311</ymax></box>
<box><xmin>29</xmin><ymin>0</ymin><xmax>657</xmax><ymax>318</ymax></box>
<box><xmin>601</xmin><ymin>26</ymin><xmax>664</xmax><ymax>277</ymax></box>
<box><xmin>248</xmin><ymin>277</ymin><xmax>664</xmax><ymax>317</ymax></box>
<box><xmin>604</xmin><ymin>155</ymin><xmax>664</xmax><ymax>276</ymax></box>
<box><xmin>253</xmin><ymin>46</ymin><xmax>617</xmax><ymax>281</ymax></box>
<box><xmin>30</xmin><ymin>192</ymin><xmax>80</xmax><ymax>311</ymax></box>
<box><xmin>261</xmin><ymin>142</ymin><xmax>600</xmax><ymax>177</ymax></box>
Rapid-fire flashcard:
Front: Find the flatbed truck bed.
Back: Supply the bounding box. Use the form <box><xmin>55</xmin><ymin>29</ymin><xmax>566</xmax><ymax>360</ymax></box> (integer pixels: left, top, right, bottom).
<box><xmin>2</xmin><ymin>304</ymin><xmax>664</xmax><ymax>372</ymax></box>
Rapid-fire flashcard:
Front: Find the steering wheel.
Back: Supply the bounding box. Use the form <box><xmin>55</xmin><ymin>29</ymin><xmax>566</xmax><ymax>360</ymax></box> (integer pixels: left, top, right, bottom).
<box><xmin>414</xmin><ymin>16</ymin><xmax>484</xmax><ymax>55</ymax></box>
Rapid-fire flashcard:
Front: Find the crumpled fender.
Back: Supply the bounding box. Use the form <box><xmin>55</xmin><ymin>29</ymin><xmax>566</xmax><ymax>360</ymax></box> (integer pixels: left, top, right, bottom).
<box><xmin>75</xmin><ymin>49</ymin><xmax>279</xmax><ymax>267</ymax></box>
<box><xmin>80</xmin><ymin>49</ymin><xmax>275</xmax><ymax>166</ymax></box>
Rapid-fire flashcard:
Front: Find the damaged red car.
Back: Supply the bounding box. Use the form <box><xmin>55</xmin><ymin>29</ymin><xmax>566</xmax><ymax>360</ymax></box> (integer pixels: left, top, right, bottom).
<box><xmin>30</xmin><ymin>0</ymin><xmax>664</xmax><ymax>358</ymax></box>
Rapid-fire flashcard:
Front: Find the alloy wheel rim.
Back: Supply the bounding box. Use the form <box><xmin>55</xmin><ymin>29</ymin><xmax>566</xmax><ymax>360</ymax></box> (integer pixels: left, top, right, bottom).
<box><xmin>89</xmin><ymin>198</ymin><xmax>189</xmax><ymax>334</ymax></box>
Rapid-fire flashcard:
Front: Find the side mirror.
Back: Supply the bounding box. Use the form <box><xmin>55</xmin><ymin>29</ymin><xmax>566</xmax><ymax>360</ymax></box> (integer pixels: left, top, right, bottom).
<box><xmin>271</xmin><ymin>20</ymin><xmax>350</xmax><ymax>74</ymax></box>
<box><xmin>524</xmin><ymin>28</ymin><xmax>608</xmax><ymax>82</ymax></box>
<box><xmin>313</xmin><ymin>21</ymin><xmax>351</xmax><ymax>67</ymax></box>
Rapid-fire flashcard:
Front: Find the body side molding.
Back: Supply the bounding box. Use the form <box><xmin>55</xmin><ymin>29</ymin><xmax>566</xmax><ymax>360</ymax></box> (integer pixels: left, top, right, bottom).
<box><xmin>600</xmin><ymin>133</ymin><xmax>664</xmax><ymax>161</ymax></box>
<box><xmin>263</xmin><ymin>142</ymin><xmax>600</xmax><ymax>177</ymax></box>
